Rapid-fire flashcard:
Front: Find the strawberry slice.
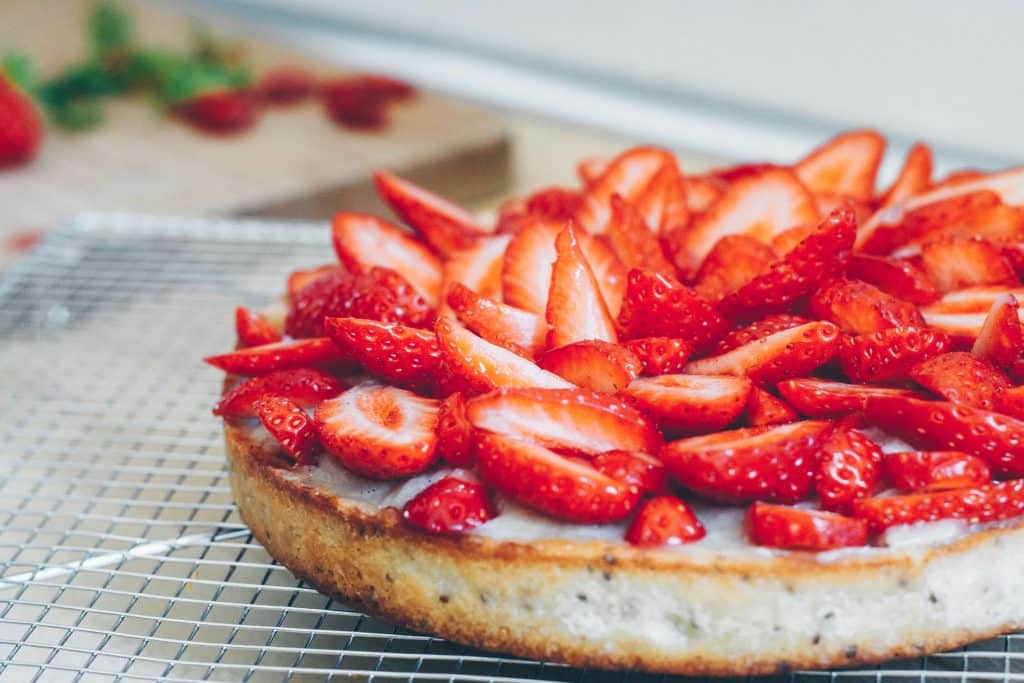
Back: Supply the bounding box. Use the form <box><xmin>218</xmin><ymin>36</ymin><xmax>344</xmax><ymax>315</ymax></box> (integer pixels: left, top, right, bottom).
<box><xmin>675</xmin><ymin>167</ymin><xmax>818</xmax><ymax>274</ymax></box>
<box><xmin>235</xmin><ymin>307</ymin><xmax>282</xmax><ymax>347</ymax></box>
<box><xmin>838</xmin><ymin>327</ymin><xmax>950</xmax><ymax>383</ymax></box>
<box><xmin>745</xmin><ymin>387</ymin><xmax>798</xmax><ymax>426</ymax></box>
<box><xmin>253</xmin><ymin>395</ymin><xmax>322</xmax><ymax>465</ymax></box>
<box><xmin>883</xmin><ymin>451</ymin><xmax>991</xmax><ymax>492</ymax></box>
<box><xmin>214</xmin><ymin>368</ymin><xmax>347</xmax><ymax>418</ymax></box>
<box><xmin>920</xmin><ymin>236</ymin><xmax>1016</xmax><ymax>293</ymax></box>
<box><xmin>373</xmin><ymin>170</ymin><xmax>488</xmax><ymax>254</ymax></box>
<box><xmin>685</xmin><ymin>321</ymin><xmax>841</xmax><ymax>385</ymax></box>
<box><xmin>685</xmin><ymin>175</ymin><xmax>725</xmax><ymax>212</ymax></box>
<box><xmin>536</xmin><ymin>340</ymin><xmax>641</xmax><ymax>393</ymax></box>
<box><xmin>748</xmin><ymin>502</ymin><xmax>869</xmax><ymax>550</ymax></box>
<box><xmin>659</xmin><ymin>420</ymin><xmax>830</xmax><ymax>503</ymax></box>
<box><xmin>494</xmin><ymin>188</ymin><xmax>582</xmax><ymax>235</ymax></box>
<box><xmin>575</xmin><ymin>146</ymin><xmax>675</xmax><ymax>234</ymax></box>
<box><xmin>768</xmin><ymin>223</ymin><xmax>815</xmax><ymax>255</ymax></box>
<box><xmin>606</xmin><ymin>194</ymin><xmax>677</xmax><ymax>275</ymax></box>
<box><xmin>287</xmin><ymin>264</ymin><xmax>345</xmax><ymax>303</ymax></box>
<box><xmin>864</xmin><ymin>395</ymin><xmax>1024</xmax><ymax>475</ymax></box>
<box><xmin>625</xmin><ymin>496</ymin><xmax>706</xmax><ymax>547</ymax></box>
<box><xmin>794</xmin><ymin>129</ymin><xmax>885</xmax><ymax>200</ymax></box>
<box><xmin>436</xmin><ymin>392</ymin><xmax>474</xmax><ymax>466</ymax></box>
<box><xmin>434</xmin><ymin>318</ymin><xmax>571</xmax><ymax>395</ymax></box>
<box><xmin>331</xmin><ymin>212</ymin><xmax>442</xmax><ymax>305</ymax></box>
<box><xmin>441</xmin><ymin>234</ymin><xmax>511</xmax><ymax>303</ymax></box>
<box><xmin>635</xmin><ymin>162</ymin><xmax>689</xmax><ymax>234</ymax></box>
<box><xmin>692</xmin><ymin>234</ymin><xmax>777</xmax><ymax>300</ymax></box>
<box><xmin>315</xmin><ymin>383</ymin><xmax>440</xmax><ymax>479</ymax></box>
<box><xmin>402</xmin><ymin>476</ymin><xmax>496</xmax><ymax>535</ymax></box>
<box><xmin>845</xmin><ymin>254</ymin><xmax>939</xmax><ymax>305</ymax></box>
<box><xmin>852</xmin><ymin>479</ymin><xmax>1024</xmax><ymax>533</ymax></box>
<box><xmin>577</xmin><ymin>157</ymin><xmax>609</xmax><ymax>187</ymax></box>
<box><xmin>324</xmin><ymin>317</ymin><xmax>440</xmax><ymax>393</ymax></box>
<box><xmin>622</xmin><ymin>337</ymin><xmax>692</xmax><ymax>376</ymax></box>
<box><xmin>817</xmin><ymin>425</ymin><xmax>882</xmax><ymax>513</ymax></box>
<box><xmin>546</xmin><ymin>224</ymin><xmax>618</xmax><ymax>348</ymax></box>
<box><xmin>205</xmin><ymin>337</ymin><xmax>352</xmax><ymax>375</ymax></box>
<box><xmin>878</xmin><ymin>142</ymin><xmax>933</xmax><ymax>207</ymax></box>
<box><xmin>972</xmin><ymin>294</ymin><xmax>1024</xmax><ymax>367</ymax></box>
<box><xmin>715</xmin><ymin>314</ymin><xmax>811</xmax><ymax>353</ymax></box>
<box><xmin>474</xmin><ymin>432</ymin><xmax>640</xmax><ymax>523</ymax></box>
<box><xmin>709</xmin><ymin>162</ymin><xmax>781</xmax><ymax>184</ymax></box>
<box><xmin>447</xmin><ymin>282</ymin><xmax>545</xmax><ymax>357</ymax></box>
<box><xmin>809</xmin><ymin>278</ymin><xmax>925</xmax><ymax>334</ymax></box>
<box><xmin>923</xmin><ymin>286</ymin><xmax>1024</xmax><ymax>314</ymax></box>
<box><xmin>621</xmin><ymin>374</ymin><xmax>752</xmax><ymax>434</ymax></box>
<box><xmin>998</xmin><ymin>385</ymin><xmax>1024</xmax><ymax>420</ymax></box>
<box><xmin>616</xmin><ymin>269</ymin><xmax>728</xmax><ymax>350</ymax></box>
<box><xmin>1001</xmin><ymin>242</ymin><xmax>1024</xmax><ymax>279</ymax></box>
<box><xmin>776</xmin><ymin>378</ymin><xmax>926</xmax><ymax>417</ymax></box>
<box><xmin>909</xmin><ymin>352</ymin><xmax>1010</xmax><ymax>410</ymax></box>
<box><xmin>466</xmin><ymin>387</ymin><xmax>662</xmax><ymax>456</ymax></box>
<box><xmin>591</xmin><ymin>450</ymin><xmax>671</xmax><ymax>497</ymax></box>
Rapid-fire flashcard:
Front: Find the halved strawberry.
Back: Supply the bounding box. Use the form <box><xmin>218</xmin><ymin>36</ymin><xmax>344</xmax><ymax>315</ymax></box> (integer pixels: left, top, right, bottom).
<box><xmin>817</xmin><ymin>425</ymin><xmax>882</xmax><ymax>513</ymax></box>
<box><xmin>845</xmin><ymin>254</ymin><xmax>939</xmax><ymax>305</ymax></box>
<box><xmin>685</xmin><ymin>321</ymin><xmax>841</xmax><ymax>385</ymax></box>
<box><xmin>659</xmin><ymin>420</ymin><xmax>830</xmax><ymax>503</ymax></box>
<box><xmin>909</xmin><ymin>352</ymin><xmax>1010</xmax><ymax>410</ymax></box>
<box><xmin>331</xmin><ymin>212</ymin><xmax>442</xmax><ymax>304</ymax></box>
<box><xmin>635</xmin><ymin>161</ymin><xmax>689</xmax><ymax>234</ymax></box>
<box><xmin>622</xmin><ymin>337</ymin><xmax>692</xmax><ymax>375</ymax></box>
<box><xmin>809</xmin><ymin>278</ymin><xmax>924</xmax><ymax>334</ymax></box>
<box><xmin>606</xmin><ymin>194</ymin><xmax>677</xmax><ymax>275</ymax></box>
<box><xmin>253</xmin><ymin>395</ymin><xmax>322</xmax><ymax>465</ymax></box>
<box><xmin>466</xmin><ymin>387</ymin><xmax>662</xmax><ymax>456</ymax></box>
<box><xmin>474</xmin><ymin>432</ymin><xmax>640</xmax><ymax>523</ymax></box>
<box><xmin>838</xmin><ymin>327</ymin><xmax>950</xmax><ymax>383</ymax></box>
<box><xmin>883</xmin><ymin>451</ymin><xmax>991</xmax><ymax>492</ymax></box>
<box><xmin>920</xmin><ymin>236</ymin><xmax>1016</xmax><ymax>293</ymax></box>
<box><xmin>324</xmin><ymin>317</ymin><xmax>440</xmax><ymax>393</ymax></box>
<box><xmin>745</xmin><ymin>387</ymin><xmax>798</xmax><ymax>426</ymax></box>
<box><xmin>625</xmin><ymin>496</ymin><xmax>705</xmax><ymax>547</ymax></box>
<box><xmin>878</xmin><ymin>142</ymin><xmax>933</xmax><ymax>207</ymax></box>
<box><xmin>536</xmin><ymin>340</ymin><xmax>641</xmax><ymax>393</ymax></box>
<box><xmin>621</xmin><ymin>374</ymin><xmax>752</xmax><ymax>434</ymax></box>
<box><xmin>205</xmin><ymin>337</ymin><xmax>351</xmax><ymax>375</ymax></box>
<box><xmin>546</xmin><ymin>224</ymin><xmax>618</xmax><ymax>348</ymax></box>
<box><xmin>436</xmin><ymin>392</ymin><xmax>474</xmax><ymax>466</ymax></box>
<box><xmin>794</xmin><ymin>129</ymin><xmax>885</xmax><ymax>200</ymax></box>
<box><xmin>692</xmin><ymin>234</ymin><xmax>777</xmax><ymax>300</ymax></box>
<box><xmin>591</xmin><ymin>450</ymin><xmax>671</xmax><ymax>497</ymax></box>
<box><xmin>373</xmin><ymin>170</ymin><xmax>488</xmax><ymax>254</ymax></box>
<box><xmin>447</xmin><ymin>282</ymin><xmax>545</xmax><ymax>357</ymax></box>
<box><xmin>315</xmin><ymin>383</ymin><xmax>440</xmax><ymax>479</ymax></box>
<box><xmin>441</xmin><ymin>234</ymin><xmax>511</xmax><ymax>302</ymax></box>
<box><xmin>616</xmin><ymin>269</ymin><xmax>728</xmax><ymax>350</ymax></box>
<box><xmin>776</xmin><ymin>378</ymin><xmax>926</xmax><ymax>418</ymax></box>
<box><xmin>402</xmin><ymin>476</ymin><xmax>496</xmax><ymax>535</ymax></box>
<box><xmin>214</xmin><ymin>368</ymin><xmax>347</xmax><ymax>418</ymax></box>
<box><xmin>287</xmin><ymin>264</ymin><xmax>345</xmax><ymax>303</ymax></box>
<box><xmin>575</xmin><ymin>146</ymin><xmax>675</xmax><ymax>234</ymax></box>
<box><xmin>748</xmin><ymin>502</ymin><xmax>868</xmax><ymax>550</ymax></box>
<box><xmin>852</xmin><ymin>479</ymin><xmax>1024</xmax><ymax>533</ymax></box>
<box><xmin>715</xmin><ymin>314</ymin><xmax>811</xmax><ymax>353</ymax></box>
<box><xmin>972</xmin><ymin>294</ymin><xmax>1024</xmax><ymax>367</ymax></box>
<box><xmin>235</xmin><ymin>306</ymin><xmax>282</xmax><ymax>347</ymax></box>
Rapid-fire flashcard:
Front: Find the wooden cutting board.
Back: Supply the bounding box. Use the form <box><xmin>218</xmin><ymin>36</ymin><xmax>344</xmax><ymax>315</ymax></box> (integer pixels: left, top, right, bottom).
<box><xmin>0</xmin><ymin>0</ymin><xmax>510</xmax><ymax>230</ymax></box>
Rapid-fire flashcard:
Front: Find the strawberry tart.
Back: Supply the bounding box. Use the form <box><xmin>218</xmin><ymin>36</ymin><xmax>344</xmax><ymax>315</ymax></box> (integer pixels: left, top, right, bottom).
<box><xmin>208</xmin><ymin>132</ymin><xmax>1024</xmax><ymax>675</ymax></box>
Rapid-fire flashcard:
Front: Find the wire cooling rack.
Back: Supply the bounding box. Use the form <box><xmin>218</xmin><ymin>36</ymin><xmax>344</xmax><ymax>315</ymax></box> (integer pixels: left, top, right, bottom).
<box><xmin>2</xmin><ymin>214</ymin><xmax>1024</xmax><ymax>682</ymax></box>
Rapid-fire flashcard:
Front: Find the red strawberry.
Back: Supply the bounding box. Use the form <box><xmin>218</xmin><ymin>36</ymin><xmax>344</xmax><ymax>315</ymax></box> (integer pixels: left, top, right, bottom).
<box><xmin>373</xmin><ymin>170</ymin><xmax>488</xmax><ymax>254</ymax></box>
<box><xmin>402</xmin><ymin>476</ymin><xmax>496</xmax><ymax>535</ymax></box>
<box><xmin>769</xmin><ymin>223</ymin><xmax>815</xmax><ymax>255</ymax></box>
<box><xmin>180</xmin><ymin>90</ymin><xmax>259</xmax><ymax>134</ymax></box>
<box><xmin>817</xmin><ymin>425</ymin><xmax>882</xmax><ymax>513</ymax></box>
<box><xmin>845</xmin><ymin>254</ymin><xmax>939</xmax><ymax>305</ymax></box>
<box><xmin>686</xmin><ymin>321</ymin><xmax>841</xmax><ymax>385</ymax></box>
<box><xmin>436</xmin><ymin>392</ymin><xmax>473</xmax><ymax>466</ymax></box>
<box><xmin>321</xmin><ymin>75</ymin><xmax>412</xmax><ymax>129</ymax></box>
<box><xmin>577</xmin><ymin>157</ymin><xmax>609</xmax><ymax>187</ymax></box>
<box><xmin>606</xmin><ymin>194</ymin><xmax>677</xmax><ymax>275</ymax></box>
<box><xmin>809</xmin><ymin>278</ymin><xmax>925</xmax><ymax>335</ymax></box>
<box><xmin>447</xmin><ymin>282</ymin><xmax>545</xmax><ymax>357</ymax></box>
<box><xmin>776</xmin><ymin>378</ymin><xmax>926</xmax><ymax>418</ymax></box>
<box><xmin>474</xmin><ymin>432</ymin><xmax>640</xmax><ymax>523</ymax></box>
<box><xmin>909</xmin><ymin>352</ymin><xmax>1010</xmax><ymax>410</ymax></box>
<box><xmin>466</xmin><ymin>387</ymin><xmax>662</xmax><ymax>456</ymax></box>
<box><xmin>745</xmin><ymin>387</ymin><xmax>798</xmax><ymax>426</ymax></box>
<box><xmin>715</xmin><ymin>314</ymin><xmax>811</xmax><ymax>353</ymax></box>
<box><xmin>998</xmin><ymin>385</ymin><xmax>1024</xmax><ymax>419</ymax></box>
<box><xmin>625</xmin><ymin>496</ymin><xmax>706</xmax><ymax>547</ymax></box>
<box><xmin>1001</xmin><ymin>242</ymin><xmax>1024</xmax><ymax>278</ymax></box>
<box><xmin>616</xmin><ymin>269</ymin><xmax>728</xmax><ymax>350</ymax></box>
<box><xmin>709</xmin><ymin>162</ymin><xmax>781</xmax><ymax>184</ymax></box>
<box><xmin>747</xmin><ymin>502</ymin><xmax>868</xmax><ymax>550</ymax></box>
<box><xmin>635</xmin><ymin>162</ymin><xmax>689</xmax><ymax>234</ymax></box>
<box><xmin>214</xmin><ymin>368</ymin><xmax>346</xmax><ymax>418</ymax></box>
<box><xmin>685</xmin><ymin>175</ymin><xmax>725</xmax><ymax>212</ymax></box>
<box><xmin>253</xmin><ymin>395</ymin><xmax>322</xmax><ymax>465</ymax></box>
<box><xmin>441</xmin><ymin>234</ymin><xmax>511</xmax><ymax>302</ymax></box>
<box><xmin>0</xmin><ymin>72</ymin><xmax>42</xmax><ymax>167</ymax></box>
<box><xmin>883</xmin><ymin>451</ymin><xmax>991</xmax><ymax>492</ymax></box>
<box><xmin>923</xmin><ymin>286</ymin><xmax>1024</xmax><ymax>314</ymax></box>
<box><xmin>235</xmin><ymin>306</ymin><xmax>281</xmax><ymax>347</ymax></box>
<box><xmin>575</xmin><ymin>146</ymin><xmax>675</xmax><ymax>234</ymax></box>
<box><xmin>920</xmin><ymin>236</ymin><xmax>1016</xmax><ymax>293</ymax></box>
<box><xmin>852</xmin><ymin>479</ymin><xmax>1024</xmax><ymax>533</ymax></box>
<box><xmin>794</xmin><ymin>129</ymin><xmax>885</xmax><ymax>200</ymax></box>
<box><xmin>878</xmin><ymin>142</ymin><xmax>933</xmax><ymax>207</ymax></box>
<box><xmin>546</xmin><ymin>224</ymin><xmax>618</xmax><ymax>347</ymax></box>
<box><xmin>287</xmin><ymin>264</ymin><xmax>345</xmax><ymax>303</ymax></box>
<box><xmin>536</xmin><ymin>340</ymin><xmax>641</xmax><ymax>393</ymax></box>
<box><xmin>838</xmin><ymin>327</ymin><xmax>950</xmax><ymax>383</ymax></box>
<box><xmin>315</xmin><ymin>383</ymin><xmax>440</xmax><ymax>479</ymax></box>
<box><xmin>864</xmin><ymin>395</ymin><xmax>1024</xmax><ymax>475</ymax></box>
<box><xmin>205</xmin><ymin>337</ymin><xmax>351</xmax><ymax>375</ymax></box>
<box><xmin>972</xmin><ymin>294</ymin><xmax>1024</xmax><ymax>367</ymax></box>
<box><xmin>622</xmin><ymin>337</ymin><xmax>692</xmax><ymax>375</ymax></box>
<box><xmin>525</xmin><ymin>187</ymin><xmax>584</xmax><ymax>221</ymax></box>
<box><xmin>659</xmin><ymin>421</ymin><xmax>831</xmax><ymax>503</ymax></box>
<box><xmin>621</xmin><ymin>374</ymin><xmax>752</xmax><ymax>434</ymax></box>
<box><xmin>692</xmin><ymin>235</ymin><xmax>777</xmax><ymax>300</ymax></box>
<box><xmin>331</xmin><ymin>212</ymin><xmax>442</xmax><ymax>305</ymax></box>
<box><xmin>591</xmin><ymin>450</ymin><xmax>671</xmax><ymax>497</ymax></box>
<box><xmin>255</xmin><ymin>67</ymin><xmax>317</xmax><ymax>105</ymax></box>
<box><xmin>324</xmin><ymin>317</ymin><xmax>440</xmax><ymax>393</ymax></box>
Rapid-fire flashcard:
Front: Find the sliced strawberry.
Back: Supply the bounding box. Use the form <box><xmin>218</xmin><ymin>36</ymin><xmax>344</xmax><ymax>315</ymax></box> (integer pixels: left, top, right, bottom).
<box><xmin>625</xmin><ymin>496</ymin><xmax>706</xmax><ymax>547</ymax></box>
<box><xmin>253</xmin><ymin>395</ymin><xmax>322</xmax><ymax>465</ymax></box>
<box><xmin>616</xmin><ymin>269</ymin><xmax>728</xmax><ymax>350</ymax></box>
<box><xmin>324</xmin><ymin>317</ymin><xmax>440</xmax><ymax>393</ymax></box>
<box><xmin>474</xmin><ymin>432</ymin><xmax>640</xmax><ymax>523</ymax></box>
<box><xmin>636</xmin><ymin>162</ymin><xmax>689</xmax><ymax>235</ymax></box>
<box><xmin>373</xmin><ymin>170</ymin><xmax>488</xmax><ymax>254</ymax></box>
<box><xmin>315</xmin><ymin>383</ymin><xmax>440</xmax><ymax>479</ymax></box>
<box><xmin>776</xmin><ymin>378</ymin><xmax>926</xmax><ymax>418</ymax></box>
<box><xmin>768</xmin><ymin>223</ymin><xmax>815</xmax><ymax>255</ymax></box>
<box><xmin>622</xmin><ymin>337</ymin><xmax>692</xmax><ymax>375</ymax></box>
<box><xmin>817</xmin><ymin>425</ymin><xmax>882</xmax><ymax>513</ymax></box>
<box><xmin>745</xmin><ymin>387</ymin><xmax>798</xmax><ymax>426</ymax></box>
<box><xmin>577</xmin><ymin>157</ymin><xmax>609</xmax><ymax>187</ymax></box>
<box><xmin>575</xmin><ymin>146</ymin><xmax>675</xmax><ymax>234</ymax></box>
<box><xmin>434</xmin><ymin>317</ymin><xmax>571</xmax><ymax>395</ymax></box>
<box><xmin>536</xmin><ymin>340</ymin><xmax>641</xmax><ymax>393</ymax></box>
<box><xmin>525</xmin><ymin>187</ymin><xmax>584</xmax><ymax>221</ymax></box>
<box><xmin>287</xmin><ymin>264</ymin><xmax>345</xmax><ymax>303</ymax></box>
<box><xmin>809</xmin><ymin>278</ymin><xmax>924</xmax><ymax>335</ymax></box>
<box><xmin>794</xmin><ymin>129</ymin><xmax>885</xmax><ymax>200</ymax></box>
<box><xmin>997</xmin><ymin>386</ymin><xmax>1024</xmax><ymax>420</ymax></box>
<box><xmin>402</xmin><ymin>476</ymin><xmax>496</xmax><ymax>535</ymax></box>
<box><xmin>883</xmin><ymin>451</ymin><xmax>991</xmax><ymax>493</ymax></box>
<box><xmin>920</xmin><ymin>236</ymin><xmax>1016</xmax><ymax>293</ymax></box>
<box><xmin>447</xmin><ymin>282</ymin><xmax>545</xmax><ymax>357</ymax></box>
<box><xmin>1001</xmin><ymin>242</ymin><xmax>1024</xmax><ymax>278</ymax></box>
<box><xmin>973</xmin><ymin>294</ymin><xmax>1024</xmax><ymax>367</ymax></box>
<box><xmin>685</xmin><ymin>175</ymin><xmax>724</xmax><ymax>212</ymax></box>
<box><xmin>214</xmin><ymin>368</ymin><xmax>347</xmax><ymax>418</ymax></box>
<box><xmin>852</xmin><ymin>479</ymin><xmax>1024</xmax><ymax>533</ymax></box>
<box><xmin>864</xmin><ymin>395</ymin><xmax>1024</xmax><ymax>475</ymax></box>
<box><xmin>692</xmin><ymin>234</ymin><xmax>777</xmax><ymax>300</ymax></box>
<box><xmin>606</xmin><ymin>194</ymin><xmax>677</xmax><ymax>275</ymax></box>
<box><xmin>715</xmin><ymin>314</ymin><xmax>811</xmax><ymax>353</ymax></box>
<box><xmin>845</xmin><ymin>254</ymin><xmax>939</xmax><ymax>305</ymax></box>
<box><xmin>923</xmin><ymin>286</ymin><xmax>1024</xmax><ymax>314</ymax></box>
<box><xmin>838</xmin><ymin>327</ymin><xmax>950</xmax><ymax>383</ymax></box>
<box><xmin>441</xmin><ymin>234</ymin><xmax>511</xmax><ymax>302</ymax></box>
<box><xmin>660</xmin><ymin>421</ymin><xmax>830</xmax><ymax>503</ymax></box>
<box><xmin>621</xmin><ymin>374</ymin><xmax>752</xmax><ymax>434</ymax></box>
<box><xmin>235</xmin><ymin>306</ymin><xmax>281</xmax><ymax>347</ymax></box>
<box><xmin>748</xmin><ymin>502</ymin><xmax>868</xmax><ymax>550</ymax></box>
<box><xmin>466</xmin><ymin>387</ymin><xmax>662</xmax><ymax>456</ymax></box>
<box><xmin>546</xmin><ymin>224</ymin><xmax>618</xmax><ymax>348</ymax></box>
<box><xmin>909</xmin><ymin>352</ymin><xmax>1010</xmax><ymax>410</ymax></box>
<box><xmin>878</xmin><ymin>142</ymin><xmax>933</xmax><ymax>207</ymax></box>
<box><xmin>686</xmin><ymin>321</ymin><xmax>841</xmax><ymax>385</ymax></box>
<box><xmin>709</xmin><ymin>162</ymin><xmax>781</xmax><ymax>184</ymax></box>
<box><xmin>331</xmin><ymin>212</ymin><xmax>442</xmax><ymax>304</ymax></box>
<box><xmin>591</xmin><ymin>450</ymin><xmax>671</xmax><ymax>497</ymax></box>
<box><xmin>436</xmin><ymin>392</ymin><xmax>474</xmax><ymax>466</ymax></box>
<box><xmin>205</xmin><ymin>337</ymin><xmax>351</xmax><ymax>375</ymax></box>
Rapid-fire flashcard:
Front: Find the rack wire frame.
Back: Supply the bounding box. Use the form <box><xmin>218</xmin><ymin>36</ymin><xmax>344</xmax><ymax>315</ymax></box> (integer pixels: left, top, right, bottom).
<box><xmin>1</xmin><ymin>214</ymin><xmax>1023</xmax><ymax>682</ymax></box>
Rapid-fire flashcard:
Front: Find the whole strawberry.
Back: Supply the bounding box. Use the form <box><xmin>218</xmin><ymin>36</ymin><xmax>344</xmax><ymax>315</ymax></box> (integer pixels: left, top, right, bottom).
<box><xmin>0</xmin><ymin>70</ymin><xmax>42</xmax><ymax>168</ymax></box>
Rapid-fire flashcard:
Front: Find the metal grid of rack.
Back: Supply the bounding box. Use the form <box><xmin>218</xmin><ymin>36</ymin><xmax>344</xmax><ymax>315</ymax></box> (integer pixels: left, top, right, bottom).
<box><xmin>1</xmin><ymin>214</ymin><xmax>1023</xmax><ymax>682</ymax></box>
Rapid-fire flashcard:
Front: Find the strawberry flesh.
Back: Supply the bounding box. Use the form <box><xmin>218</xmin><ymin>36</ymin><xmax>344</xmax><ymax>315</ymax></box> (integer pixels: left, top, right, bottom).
<box><xmin>447</xmin><ymin>282</ymin><xmax>545</xmax><ymax>357</ymax></box>
<box><xmin>845</xmin><ymin>254</ymin><xmax>939</xmax><ymax>305</ymax></box>
<box><xmin>794</xmin><ymin>129</ymin><xmax>885</xmax><ymax>200</ymax></box>
<box><xmin>745</xmin><ymin>387</ymin><xmax>798</xmax><ymax>426</ymax></box>
<box><xmin>809</xmin><ymin>278</ymin><xmax>924</xmax><ymax>335</ymax></box>
<box><xmin>776</xmin><ymin>378</ymin><xmax>926</xmax><ymax>418</ymax></box>
<box><xmin>373</xmin><ymin>170</ymin><xmax>487</xmax><ymax>254</ymax></box>
<box><xmin>536</xmin><ymin>340</ymin><xmax>641</xmax><ymax>393</ymax></box>
<box><xmin>883</xmin><ymin>451</ymin><xmax>991</xmax><ymax>492</ymax></box>
<box><xmin>972</xmin><ymin>294</ymin><xmax>1024</xmax><ymax>368</ymax></box>
<box><xmin>546</xmin><ymin>224</ymin><xmax>618</xmax><ymax>348</ymax></box>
